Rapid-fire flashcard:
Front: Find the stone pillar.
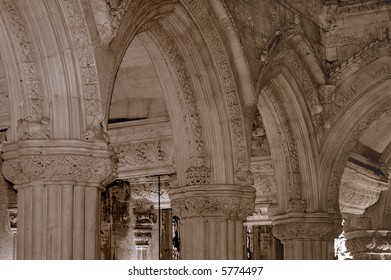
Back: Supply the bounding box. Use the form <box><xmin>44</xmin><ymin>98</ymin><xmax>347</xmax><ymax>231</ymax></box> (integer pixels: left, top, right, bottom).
<box><xmin>170</xmin><ymin>184</ymin><xmax>255</xmax><ymax>260</ymax></box>
<box><xmin>345</xmin><ymin>230</ymin><xmax>391</xmax><ymax>260</ymax></box>
<box><xmin>272</xmin><ymin>213</ymin><xmax>342</xmax><ymax>260</ymax></box>
<box><xmin>1</xmin><ymin>140</ymin><xmax>116</xmax><ymax>260</ymax></box>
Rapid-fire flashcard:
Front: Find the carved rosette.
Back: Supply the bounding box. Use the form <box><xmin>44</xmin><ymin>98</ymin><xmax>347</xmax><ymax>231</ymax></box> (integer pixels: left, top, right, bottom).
<box><xmin>185</xmin><ymin>166</ymin><xmax>211</xmax><ymax>186</ymax></box>
<box><xmin>345</xmin><ymin>230</ymin><xmax>391</xmax><ymax>258</ymax></box>
<box><xmin>1</xmin><ymin>140</ymin><xmax>116</xmax><ymax>187</ymax></box>
<box><xmin>272</xmin><ymin>213</ymin><xmax>342</xmax><ymax>241</ymax></box>
<box><xmin>170</xmin><ymin>184</ymin><xmax>255</xmax><ymax>219</ymax></box>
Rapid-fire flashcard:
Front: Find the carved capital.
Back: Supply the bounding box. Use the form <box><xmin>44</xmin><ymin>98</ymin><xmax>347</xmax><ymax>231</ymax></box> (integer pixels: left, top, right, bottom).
<box><xmin>272</xmin><ymin>213</ymin><xmax>342</xmax><ymax>241</ymax></box>
<box><xmin>170</xmin><ymin>184</ymin><xmax>255</xmax><ymax>219</ymax></box>
<box><xmin>345</xmin><ymin>230</ymin><xmax>391</xmax><ymax>257</ymax></box>
<box><xmin>339</xmin><ymin>165</ymin><xmax>389</xmax><ymax>215</ymax></box>
<box><xmin>1</xmin><ymin>140</ymin><xmax>116</xmax><ymax>186</ymax></box>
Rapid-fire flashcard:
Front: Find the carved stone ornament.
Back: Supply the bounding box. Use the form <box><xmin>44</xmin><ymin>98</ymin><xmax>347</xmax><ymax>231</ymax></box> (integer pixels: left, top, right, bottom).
<box><xmin>272</xmin><ymin>213</ymin><xmax>342</xmax><ymax>241</ymax></box>
<box><xmin>0</xmin><ymin>0</ymin><xmax>48</xmax><ymax>129</ymax></box>
<box><xmin>185</xmin><ymin>166</ymin><xmax>211</xmax><ymax>186</ymax></box>
<box><xmin>7</xmin><ymin>207</ymin><xmax>17</xmax><ymax>232</ymax></box>
<box><xmin>134</xmin><ymin>226</ymin><xmax>153</xmax><ymax>247</ymax></box>
<box><xmin>63</xmin><ymin>0</ymin><xmax>104</xmax><ymax>138</ymax></box>
<box><xmin>90</xmin><ymin>0</ymin><xmax>131</xmax><ymax>46</ymax></box>
<box><xmin>345</xmin><ymin>230</ymin><xmax>391</xmax><ymax>255</ymax></box>
<box><xmin>180</xmin><ymin>0</ymin><xmax>251</xmax><ymax>185</ymax></box>
<box><xmin>170</xmin><ymin>184</ymin><xmax>255</xmax><ymax>219</ymax></box>
<box><xmin>114</xmin><ymin>139</ymin><xmax>173</xmax><ymax>170</ymax></box>
<box><xmin>1</xmin><ymin>140</ymin><xmax>116</xmax><ymax>186</ymax></box>
<box><xmin>339</xmin><ymin>163</ymin><xmax>389</xmax><ymax>215</ymax></box>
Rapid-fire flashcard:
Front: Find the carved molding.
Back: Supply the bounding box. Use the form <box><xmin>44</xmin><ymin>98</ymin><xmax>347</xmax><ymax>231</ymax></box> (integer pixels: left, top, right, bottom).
<box><xmin>328</xmin><ymin>61</ymin><xmax>391</xmax><ymax>126</ymax></box>
<box><xmin>263</xmin><ymin>84</ymin><xmax>304</xmax><ymax>211</ymax></box>
<box><xmin>62</xmin><ymin>0</ymin><xmax>104</xmax><ymax>138</ymax></box>
<box><xmin>272</xmin><ymin>213</ymin><xmax>342</xmax><ymax>241</ymax></box>
<box><xmin>149</xmin><ymin>23</ymin><xmax>206</xmax><ymax>167</ymax></box>
<box><xmin>108</xmin><ymin>118</ymin><xmax>172</xmax><ymax>144</ymax></box>
<box><xmin>0</xmin><ymin>0</ymin><xmax>48</xmax><ymax>134</ymax></box>
<box><xmin>170</xmin><ymin>184</ymin><xmax>255</xmax><ymax>219</ymax></box>
<box><xmin>180</xmin><ymin>0</ymin><xmax>250</xmax><ymax>186</ymax></box>
<box><xmin>114</xmin><ymin>138</ymin><xmax>174</xmax><ymax>173</ymax></box>
<box><xmin>1</xmin><ymin>140</ymin><xmax>116</xmax><ymax>186</ymax></box>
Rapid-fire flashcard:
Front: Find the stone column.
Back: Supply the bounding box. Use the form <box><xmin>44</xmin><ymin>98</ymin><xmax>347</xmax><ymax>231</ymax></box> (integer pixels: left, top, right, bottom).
<box><xmin>1</xmin><ymin>139</ymin><xmax>116</xmax><ymax>260</ymax></box>
<box><xmin>272</xmin><ymin>213</ymin><xmax>342</xmax><ymax>260</ymax></box>
<box><xmin>170</xmin><ymin>184</ymin><xmax>255</xmax><ymax>260</ymax></box>
<box><xmin>345</xmin><ymin>230</ymin><xmax>391</xmax><ymax>260</ymax></box>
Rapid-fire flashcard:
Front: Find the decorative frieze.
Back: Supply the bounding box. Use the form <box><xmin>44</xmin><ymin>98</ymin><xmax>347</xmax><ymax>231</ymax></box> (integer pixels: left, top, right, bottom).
<box><xmin>108</xmin><ymin>118</ymin><xmax>172</xmax><ymax>144</ymax></box>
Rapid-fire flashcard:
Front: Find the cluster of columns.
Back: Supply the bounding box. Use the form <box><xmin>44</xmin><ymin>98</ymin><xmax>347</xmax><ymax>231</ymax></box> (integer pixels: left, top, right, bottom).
<box><xmin>3</xmin><ymin>140</ymin><xmax>391</xmax><ymax>260</ymax></box>
<box><xmin>1</xmin><ymin>139</ymin><xmax>115</xmax><ymax>260</ymax></box>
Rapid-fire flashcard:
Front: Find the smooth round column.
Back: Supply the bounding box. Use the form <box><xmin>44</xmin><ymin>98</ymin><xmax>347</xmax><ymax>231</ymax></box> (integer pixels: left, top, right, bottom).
<box><xmin>272</xmin><ymin>213</ymin><xmax>342</xmax><ymax>260</ymax></box>
<box><xmin>1</xmin><ymin>139</ymin><xmax>116</xmax><ymax>260</ymax></box>
<box><xmin>345</xmin><ymin>230</ymin><xmax>391</xmax><ymax>260</ymax></box>
<box><xmin>170</xmin><ymin>184</ymin><xmax>255</xmax><ymax>260</ymax></box>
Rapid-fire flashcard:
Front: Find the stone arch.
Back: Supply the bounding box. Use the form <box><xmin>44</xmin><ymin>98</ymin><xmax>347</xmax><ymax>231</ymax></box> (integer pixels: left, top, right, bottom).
<box><xmin>0</xmin><ymin>0</ymin><xmax>107</xmax><ymax>142</ymax></box>
<box><xmin>320</xmin><ymin>56</ymin><xmax>391</xmax><ymax>214</ymax></box>
<box><xmin>101</xmin><ymin>0</ymin><xmax>254</xmax><ymax>187</ymax></box>
<box><xmin>256</xmin><ymin>34</ymin><xmax>324</xmax><ymax>214</ymax></box>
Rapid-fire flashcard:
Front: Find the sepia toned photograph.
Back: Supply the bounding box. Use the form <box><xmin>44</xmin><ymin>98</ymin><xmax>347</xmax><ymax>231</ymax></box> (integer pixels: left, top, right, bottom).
<box><xmin>1</xmin><ymin>0</ymin><xmax>391</xmax><ymax>263</ymax></box>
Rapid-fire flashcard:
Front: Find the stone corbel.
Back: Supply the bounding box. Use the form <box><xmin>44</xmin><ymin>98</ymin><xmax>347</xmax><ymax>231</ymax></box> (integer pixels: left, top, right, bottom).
<box><xmin>339</xmin><ymin>164</ymin><xmax>389</xmax><ymax>215</ymax></box>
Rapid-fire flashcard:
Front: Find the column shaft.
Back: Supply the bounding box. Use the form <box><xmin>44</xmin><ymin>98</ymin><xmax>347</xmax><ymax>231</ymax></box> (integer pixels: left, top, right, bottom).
<box><xmin>16</xmin><ymin>183</ymin><xmax>100</xmax><ymax>260</ymax></box>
